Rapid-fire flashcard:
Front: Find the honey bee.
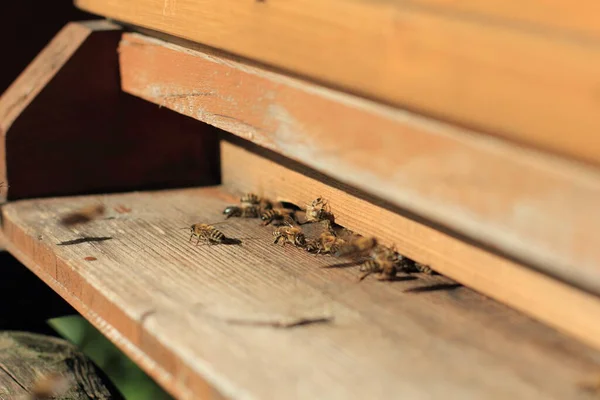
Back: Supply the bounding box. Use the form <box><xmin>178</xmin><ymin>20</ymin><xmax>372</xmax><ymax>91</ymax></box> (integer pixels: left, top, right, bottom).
<box><xmin>188</xmin><ymin>223</ymin><xmax>231</xmax><ymax>245</ymax></box>
<box><xmin>240</xmin><ymin>193</ymin><xmax>260</xmax><ymax>205</ymax></box>
<box><xmin>29</xmin><ymin>372</ymin><xmax>71</xmax><ymax>399</ymax></box>
<box><xmin>223</xmin><ymin>205</ymin><xmax>260</xmax><ymax>219</ymax></box>
<box><xmin>241</xmin><ymin>193</ymin><xmax>273</xmax><ymax>210</ymax></box>
<box><xmin>260</xmin><ymin>208</ymin><xmax>296</xmax><ymax>226</ymax></box>
<box><xmin>305</xmin><ymin>196</ymin><xmax>334</xmax><ymax>223</ymax></box>
<box><xmin>273</xmin><ymin>225</ymin><xmax>306</xmax><ymax>247</ymax></box>
<box><xmin>358</xmin><ymin>245</ymin><xmax>401</xmax><ymax>281</ymax></box>
<box><xmin>401</xmin><ymin>258</ymin><xmax>435</xmax><ymax>275</ymax></box>
<box><xmin>60</xmin><ymin>204</ymin><xmax>105</xmax><ymax>226</ymax></box>
<box><xmin>306</xmin><ymin>232</ymin><xmax>345</xmax><ymax>255</ymax></box>
<box><xmin>334</xmin><ymin>236</ymin><xmax>378</xmax><ymax>258</ymax></box>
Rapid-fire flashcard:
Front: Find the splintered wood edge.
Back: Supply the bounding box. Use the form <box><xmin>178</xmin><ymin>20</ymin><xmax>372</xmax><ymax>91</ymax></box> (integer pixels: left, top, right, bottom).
<box><xmin>86</xmin><ymin>0</ymin><xmax>600</xmax><ymax>166</ymax></box>
<box><xmin>118</xmin><ymin>32</ymin><xmax>600</xmax><ymax>295</ymax></box>
<box><xmin>0</xmin><ymin>20</ymin><xmax>121</xmax><ymax>201</ymax></box>
<box><xmin>1</xmin><ymin>223</ymin><xmax>222</xmax><ymax>400</ymax></box>
<box><xmin>221</xmin><ymin>140</ymin><xmax>600</xmax><ymax>352</ymax></box>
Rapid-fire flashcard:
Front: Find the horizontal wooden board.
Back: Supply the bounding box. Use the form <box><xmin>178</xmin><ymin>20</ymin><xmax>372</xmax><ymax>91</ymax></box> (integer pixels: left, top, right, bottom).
<box><xmin>81</xmin><ymin>0</ymin><xmax>600</xmax><ymax>165</ymax></box>
<box><xmin>411</xmin><ymin>1</ymin><xmax>600</xmax><ymax>38</ymax></box>
<box><xmin>119</xmin><ymin>32</ymin><xmax>600</xmax><ymax>296</ymax></box>
<box><xmin>4</xmin><ymin>188</ymin><xmax>600</xmax><ymax>399</ymax></box>
<box><xmin>221</xmin><ymin>140</ymin><xmax>600</xmax><ymax>353</ymax></box>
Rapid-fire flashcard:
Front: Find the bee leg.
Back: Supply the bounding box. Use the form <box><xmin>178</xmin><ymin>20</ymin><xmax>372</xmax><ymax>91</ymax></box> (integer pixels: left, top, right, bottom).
<box><xmin>358</xmin><ymin>271</ymin><xmax>372</xmax><ymax>282</ymax></box>
<box><xmin>189</xmin><ymin>233</ymin><xmax>194</xmax><ymax>242</ymax></box>
<box><xmin>196</xmin><ymin>236</ymin><xmax>202</xmax><ymax>245</ymax></box>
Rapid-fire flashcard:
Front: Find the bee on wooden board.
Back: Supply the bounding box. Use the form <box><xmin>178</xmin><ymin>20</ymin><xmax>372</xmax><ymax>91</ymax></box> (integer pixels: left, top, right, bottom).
<box><xmin>223</xmin><ymin>204</ymin><xmax>260</xmax><ymax>219</ymax></box>
<box><xmin>223</xmin><ymin>193</ymin><xmax>273</xmax><ymax>219</ymax></box>
<box><xmin>60</xmin><ymin>204</ymin><xmax>105</xmax><ymax>226</ymax></box>
<box><xmin>28</xmin><ymin>372</ymin><xmax>71</xmax><ymax>400</ymax></box>
<box><xmin>260</xmin><ymin>208</ymin><xmax>297</xmax><ymax>226</ymax></box>
<box><xmin>188</xmin><ymin>223</ymin><xmax>239</xmax><ymax>245</ymax></box>
<box><xmin>306</xmin><ymin>232</ymin><xmax>345</xmax><ymax>255</ymax></box>
<box><xmin>358</xmin><ymin>245</ymin><xmax>402</xmax><ymax>281</ymax></box>
<box><xmin>334</xmin><ymin>236</ymin><xmax>378</xmax><ymax>258</ymax></box>
<box><xmin>401</xmin><ymin>258</ymin><xmax>435</xmax><ymax>275</ymax></box>
<box><xmin>305</xmin><ymin>196</ymin><xmax>334</xmax><ymax>223</ymax></box>
<box><xmin>273</xmin><ymin>224</ymin><xmax>306</xmax><ymax>247</ymax></box>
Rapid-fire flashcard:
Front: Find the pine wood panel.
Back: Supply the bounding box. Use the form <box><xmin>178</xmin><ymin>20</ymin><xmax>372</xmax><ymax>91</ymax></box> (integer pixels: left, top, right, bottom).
<box><xmin>119</xmin><ymin>32</ymin><xmax>600</xmax><ymax>295</ymax></box>
<box><xmin>221</xmin><ymin>140</ymin><xmax>600</xmax><ymax>352</ymax></box>
<box><xmin>81</xmin><ymin>0</ymin><xmax>600</xmax><ymax>165</ymax></box>
<box><xmin>3</xmin><ymin>188</ymin><xmax>600</xmax><ymax>399</ymax></box>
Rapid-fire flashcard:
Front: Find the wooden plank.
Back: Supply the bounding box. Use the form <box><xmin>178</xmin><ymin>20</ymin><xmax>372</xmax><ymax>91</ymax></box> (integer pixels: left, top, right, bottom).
<box><xmin>0</xmin><ymin>22</ymin><xmax>220</xmax><ymax>201</ymax></box>
<box><xmin>221</xmin><ymin>140</ymin><xmax>600</xmax><ymax>353</ymax></box>
<box><xmin>3</xmin><ymin>187</ymin><xmax>600</xmax><ymax>399</ymax></box>
<box><xmin>119</xmin><ymin>32</ymin><xmax>600</xmax><ymax>296</ymax></box>
<box><xmin>0</xmin><ymin>331</ymin><xmax>123</xmax><ymax>399</ymax></box>
<box><xmin>411</xmin><ymin>1</ymin><xmax>600</xmax><ymax>38</ymax></box>
<box><xmin>82</xmin><ymin>0</ymin><xmax>600</xmax><ymax>165</ymax></box>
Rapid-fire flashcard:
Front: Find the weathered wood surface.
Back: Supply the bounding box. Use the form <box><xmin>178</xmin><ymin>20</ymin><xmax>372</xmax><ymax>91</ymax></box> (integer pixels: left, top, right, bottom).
<box><xmin>0</xmin><ymin>21</ymin><xmax>220</xmax><ymax>201</ymax></box>
<box><xmin>3</xmin><ymin>188</ymin><xmax>600</xmax><ymax>399</ymax></box>
<box><xmin>0</xmin><ymin>331</ymin><xmax>122</xmax><ymax>399</ymax></box>
<box><xmin>83</xmin><ymin>0</ymin><xmax>600</xmax><ymax>165</ymax></box>
<box><xmin>221</xmin><ymin>140</ymin><xmax>600</xmax><ymax>352</ymax></box>
<box><xmin>119</xmin><ymin>32</ymin><xmax>600</xmax><ymax>296</ymax></box>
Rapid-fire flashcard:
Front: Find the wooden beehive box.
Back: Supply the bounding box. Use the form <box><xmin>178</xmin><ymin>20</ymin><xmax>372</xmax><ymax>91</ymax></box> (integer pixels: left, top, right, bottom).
<box><xmin>1</xmin><ymin>2</ymin><xmax>600</xmax><ymax>399</ymax></box>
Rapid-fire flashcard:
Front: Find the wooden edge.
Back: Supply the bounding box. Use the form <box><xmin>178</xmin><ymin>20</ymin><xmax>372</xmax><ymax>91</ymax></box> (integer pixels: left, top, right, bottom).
<box><xmin>1</xmin><ymin>219</ymin><xmax>224</xmax><ymax>400</ymax></box>
<box><xmin>118</xmin><ymin>32</ymin><xmax>600</xmax><ymax>295</ymax></box>
<box><xmin>0</xmin><ymin>22</ymin><xmax>220</xmax><ymax>201</ymax></box>
<box><xmin>221</xmin><ymin>140</ymin><xmax>600</xmax><ymax>352</ymax></box>
<box><xmin>85</xmin><ymin>0</ymin><xmax>600</xmax><ymax>165</ymax></box>
<box><xmin>0</xmin><ymin>20</ymin><xmax>120</xmax><ymax>201</ymax></box>
<box><xmin>0</xmin><ymin>20</ymin><xmax>119</xmax><ymax>131</ymax></box>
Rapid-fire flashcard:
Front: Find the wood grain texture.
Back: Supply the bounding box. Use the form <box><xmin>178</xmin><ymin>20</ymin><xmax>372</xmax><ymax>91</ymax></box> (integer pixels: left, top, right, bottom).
<box><xmin>84</xmin><ymin>0</ymin><xmax>600</xmax><ymax>165</ymax></box>
<box><xmin>410</xmin><ymin>1</ymin><xmax>600</xmax><ymax>38</ymax></box>
<box><xmin>0</xmin><ymin>331</ymin><xmax>122</xmax><ymax>399</ymax></box>
<box><xmin>0</xmin><ymin>21</ymin><xmax>220</xmax><ymax>201</ymax></box>
<box><xmin>3</xmin><ymin>187</ymin><xmax>600</xmax><ymax>399</ymax></box>
<box><xmin>221</xmin><ymin>140</ymin><xmax>600</xmax><ymax>352</ymax></box>
<box><xmin>119</xmin><ymin>32</ymin><xmax>600</xmax><ymax>296</ymax></box>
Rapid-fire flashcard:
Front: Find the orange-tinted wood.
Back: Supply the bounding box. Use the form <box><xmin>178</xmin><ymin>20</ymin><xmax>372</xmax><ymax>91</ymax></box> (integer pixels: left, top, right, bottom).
<box><xmin>80</xmin><ymin>0</ymin><xmax>600</xmax><ymax>165</ymax></box>
<box><xmin>119</xmin><ymin>33</ymin><xmax>600</xmax><ymax>295</ymax></box>
<box><xmin>4</xmin><ymin>188</ymin><xmax>600</xmax><ymax>399</ymax></box>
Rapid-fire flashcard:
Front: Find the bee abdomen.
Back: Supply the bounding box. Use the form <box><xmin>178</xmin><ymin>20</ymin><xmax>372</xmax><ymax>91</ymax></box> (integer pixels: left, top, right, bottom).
<box><xmin>359</xmin><ymin>260</ymin><xmax>380</xmax><ymax>273</ymax></box>
<box><xmin>241</xmin><ymin>193</ymin><xmax>260</xmax><ymax>205</ymax></box>
<box><xmin>209</xmin><ymin>229</ymin><xmax>225</xmax><ymax>242</ymax></box>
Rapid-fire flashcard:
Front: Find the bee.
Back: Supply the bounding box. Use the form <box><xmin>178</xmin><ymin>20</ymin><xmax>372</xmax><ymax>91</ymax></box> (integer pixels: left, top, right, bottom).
<box><xmin>223</xmin><ymin>205</ymin><xmax>260</xmax><ymax>219</ymax></box>
<box><xmin>29</xmin><ymin>372</ymin><xmax>71</xmax><ymax>400</ymax></box>
<box><xmin>306</xmin><ymin>232</ymin><xmax>345</xmax><ymax>255</ymax></box>
<box><xmin>273</xmin><ymin>225</ymin><xmax>306</xmax><ymax>247</ymax></box>
<box><xmin>358</xmin><ymin>259</ymin><xmax>397</xmax><ymax>281</ymax></box>
<box><xmin>358</xmin><ymin>245</ymin><xmax>400</xmax><ymax>281</ymax></box>
<box><xmin>305</xmin><ymin>197</ymin><xmax>334</xmax><ymax>223</ymax></box>
<box><xmin>260</xmin><ymin>208</ymin><xmax>296</xmax><ymax>226</ymax></box>
<box><xmin>241</xmin><ymin>193</ymin><xmax>273</xmax><ymax>210</ymax></box>
<box><xmin>334</xmin><ymin>236</ymin><xmax>378</xmax><ymax>258</ymax></box>
<box><xmin>401</xmin><ymin>258</ymin><xmax>435</xmax><ymax>275</ymax></box>
<box><xmin>60</xmin><ymin>204</ymin><xmax>105</xmax><ymax>226</ymax></box>
<box><xmin>241</xmin><ymin>193</ymin><xmax>260</xmax><ymax>206</ymax></box>
<box><xmin>189</xmin><ymin>223</ymin><xmax>228</xmax><ymax>245</ymax></box>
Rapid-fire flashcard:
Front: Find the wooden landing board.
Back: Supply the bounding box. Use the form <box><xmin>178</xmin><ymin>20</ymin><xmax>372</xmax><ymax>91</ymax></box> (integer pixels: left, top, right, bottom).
<box><xmin>3</xmin><ymin>188</ymin><xmax>600</xmax><ymax>399</ymax></box>
<box><xmin>221</xmin><ymin>140</ymin><xmax>600</xmax><ymax>352</ymax></box>
<box><xmin>82</xmin><ymin>0</ymin><xmax>600</xmax><ymax>166</ymax></box>
<box><xmin>119</xmin><ymin>32</ymin><xmax>600</xmax><ymax>296</ymax></box>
